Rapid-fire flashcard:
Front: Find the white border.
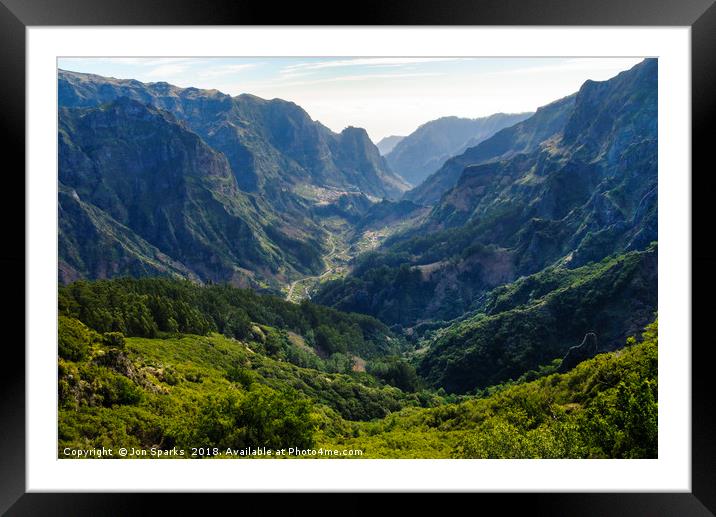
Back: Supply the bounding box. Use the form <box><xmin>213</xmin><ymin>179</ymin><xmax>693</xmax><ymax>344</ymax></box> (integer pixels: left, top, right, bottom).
<box><xmin>27</xmin><ymin>27</ymin><xmax>691</xmax><ymax>492</ymax></box>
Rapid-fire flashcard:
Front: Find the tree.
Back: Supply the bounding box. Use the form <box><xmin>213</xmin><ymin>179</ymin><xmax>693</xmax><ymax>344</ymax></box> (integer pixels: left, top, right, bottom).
<box><xmin>188</xmin><ymin>387</ymin><xmax>317</xmax><ymax>452</ymax></box>
<box><xmin>103</xmin><ymin>332</ymin><xmax>126</xmax><ymax>350</ymax></box>
<box><xmin>315</xmin><ymin>325</ymin><xmax>347</xmax><ymax>354</ymax></box>
<box><xmin>58</xmin><ymin>316</ymin><xmax>94</xmax><ymax>361</ymax></box>
<box><xmin>368</xmin><ymin>356</ymin><xmax>419</xmax><ymax>392</ymax></box>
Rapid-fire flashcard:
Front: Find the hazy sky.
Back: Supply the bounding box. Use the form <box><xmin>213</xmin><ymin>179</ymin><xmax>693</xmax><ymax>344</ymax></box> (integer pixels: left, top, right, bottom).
<box><xmin>58</xmin><ymin>57</ymin><xmax>645</xmax><ymax>142</ymax></box>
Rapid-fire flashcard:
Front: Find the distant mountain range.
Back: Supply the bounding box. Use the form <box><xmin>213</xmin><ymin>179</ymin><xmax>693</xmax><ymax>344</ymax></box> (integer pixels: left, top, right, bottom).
<box><xmin>60</xmin><ymin>70</ymin><xmax>409</xmax><ymax>200</ymax></box>
<box><xmin>404</xmin><ymin>102</ymin><xmax>574</xmax><ymax>205</ymax></box>
<box><xmin>375</xmin><ymin>135</ymin><xmax>405</xmax><ymax>155</ymax></box>
<box><xmin>386</xmin><ymin>113</ymin><xmax>532</xmax><ymax>187</ymax></box>
<box><xmin>315</xmin><ymin>58</ymin><xmax>657</xmax><ymax>390</ymax></box>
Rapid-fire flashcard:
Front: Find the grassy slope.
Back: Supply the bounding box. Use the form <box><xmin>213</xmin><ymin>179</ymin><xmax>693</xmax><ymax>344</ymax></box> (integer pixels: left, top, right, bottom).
<box><xmin>58</xmin><ymin>328</ymin><xmax>435</xmax><ymax>456</ymax></box>
<box><xmin>322</xmin><ymin>319</ymin><xmax>657</xmax><ymax>458</ymax></box>
<box><xmin>59</xmin><ymin>317</ymin><xmax>657</xmax><ymax>459</ymax></box>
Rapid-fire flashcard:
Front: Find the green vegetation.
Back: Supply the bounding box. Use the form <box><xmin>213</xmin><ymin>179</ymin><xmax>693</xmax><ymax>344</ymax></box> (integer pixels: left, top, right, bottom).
<box><xmin>56</xmin><ymin>61</ymin><xmax>659</xmax><ymax>460</ymax></box>
<box><xmin>57</xmin><ymin>278</ymin><xmax>658</xmax><ymax>458</ymax></box>
<box><xmin>366</xmin><ymin>356</ymin><xmax>420</xmax><ymax>392</ymax></box>
<box><xmin>59</xmin><ymin>277</ymin><xmax>402</xmax><ymax>364</ymax></box>
<box><xmin>418</xmin><ymin>247</ymin><xmax>657</xmax><ymax>393</ymax></box>
<box><xmin>325</xmin><ymin>320</ymin><xmax>658</xmax><ymax>458</ymax></box>
<box><xmin>58</xmin><ymin>324</ymin><xmax>436</xmax><ymax>456</ymax></box>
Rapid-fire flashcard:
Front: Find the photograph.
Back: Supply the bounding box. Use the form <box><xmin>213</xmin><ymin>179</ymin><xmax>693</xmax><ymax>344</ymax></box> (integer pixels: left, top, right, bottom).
<box><xmin>0</xmin><ymin>0</ymin><xmax>709</xmax><ymax>507</ymax></box>
<box><xmin>55</xmin><ymin>55</ymin><xmax>659</xmax><ymax>460</ymax></box>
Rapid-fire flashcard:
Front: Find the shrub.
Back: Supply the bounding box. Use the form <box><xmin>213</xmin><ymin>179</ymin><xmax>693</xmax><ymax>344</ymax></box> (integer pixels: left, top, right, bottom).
<box><xmin>103</xmin><ymin>332</ymin><xmax>126</xmax><ymax>350</ymax></box>
<box><xmin>225</xmin><ymin>366</ymin><xmax>256</xmax><ymax>388</ymax></box>
<box><xmin>187</xmin><ymin>386</ymin><xmax>317</xmax><ymax>452</ymax></box>
<box><xmin>58</xmin><ymin>316</ymin><xmax>94</xmax><ymax>361</ymax></box>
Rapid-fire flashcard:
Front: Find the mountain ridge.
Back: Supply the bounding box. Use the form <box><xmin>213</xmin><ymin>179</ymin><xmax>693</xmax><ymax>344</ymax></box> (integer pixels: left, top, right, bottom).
<box><xmin>57</xmin><ymin>70</ymin><xmax>416</xmax><ymax>286</ymax></box>
<box><xmin>387</xmin><ymin>112</ymin><xmax>532</xmax><ymax>188</ymax></box>
<box><xmin>375</xmin><ymin>135</ymin><xmax>405</xmax><ymax>155</ymax></box>
<box><xmin>315</xmin><ymin>59</ymin><xmax>657</xmax><ymax>340</ymax></box>
<box><xmin>404</xmin><ymin>98</ymin><xmax>575</xmax><ymax>205</ymax></box>
<box><xmin>59</xmin><ymin>97</ymin><xmax>324</xmax><ymax>286</ymax></box>
<box><xmin>59</xmin><ymin>69</ymin><xmax>409</xmax><ymax>201</ymax></box>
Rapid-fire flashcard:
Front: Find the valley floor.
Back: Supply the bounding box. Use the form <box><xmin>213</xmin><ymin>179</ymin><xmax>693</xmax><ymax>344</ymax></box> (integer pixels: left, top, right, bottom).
<box><xmin>285</xmin><ymin>234</ymin><xmax>344</xmax><ymax>303</ymax></box>
<box><xmin>283</xmin><ymin>215</ymin><xmax>402</xmax><ymax>303</ymax></box>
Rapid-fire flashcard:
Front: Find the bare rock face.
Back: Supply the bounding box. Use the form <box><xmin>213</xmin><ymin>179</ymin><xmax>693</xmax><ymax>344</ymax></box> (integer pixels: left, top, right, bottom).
<box><xmin>559</xmin><ymin>332</ymin><xmax>599</xmax><ymax>373</ymax></box>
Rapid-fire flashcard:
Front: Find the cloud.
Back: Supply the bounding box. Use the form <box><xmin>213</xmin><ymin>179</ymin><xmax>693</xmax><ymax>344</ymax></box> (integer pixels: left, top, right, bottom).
<box><xmin>282</xmin><ymin>57</ymin><xmax>465</xmax><ymax>73</ymax></box>
<box><xmin>144</xmin><ymin>63</ymin><xmax>191</xmax><ymax>78</ymax></box>
<box><xmin>324</xmin><ymin>72</ymin><xmax>444</xmax><ymax>82</ymax></box>
<box><xmin>315</xmin><ymin>71</ymin><xmax>442</xmax><ymax>83</ymax></box>
<box><xmin>477</xmin><ymin>58</ymin><xmax>645</xmax><ymax>80</ymax></box>
<box><xmin>236</xmin><ymin>71</ymin><xmax>444</xmax><ymax>92</ymax></box>
<box><xmin>197</xmin><ymin>63</ymin><xmax>258</xmax><ymax>77</ymax></box>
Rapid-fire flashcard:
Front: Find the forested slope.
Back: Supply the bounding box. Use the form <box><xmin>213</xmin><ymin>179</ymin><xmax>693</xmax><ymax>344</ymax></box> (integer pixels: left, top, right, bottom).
<box><xmin>58</xmin><ymin>280</ymin><xmax>658</xmax><ymax>459</ymax></box>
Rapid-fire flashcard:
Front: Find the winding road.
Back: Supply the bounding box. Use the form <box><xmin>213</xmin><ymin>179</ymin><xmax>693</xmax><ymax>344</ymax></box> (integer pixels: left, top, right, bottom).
<box><xmin>285</xmin><ymin>237</ymin><xmax>339</xmax><ymax>303</ymax></box>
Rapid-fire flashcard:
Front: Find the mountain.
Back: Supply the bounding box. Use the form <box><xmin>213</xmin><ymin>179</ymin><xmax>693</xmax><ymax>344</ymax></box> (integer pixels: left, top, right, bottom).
<box><xmin>59</xmin><ymin>184</ymin><xmax>201</xmax><ymax>283</ymax></box>
<box><xmin>56</xmin><ymin>60</ymin><xmax>659</xmax><ymax>457</ymax></box>
<box><xmin>59</xmin><ymin>98</ymin><xmax>324</xmax><ymax>286</ymax></box>
<box><xmin>417</xmin><ymin>246</ymin><xmax>657</xmax><ymax>392</ymax></box>
<box><xmin>404</xmin><ymin>101</ymin><xmax>574</xmax><ymax>205</ymax></box>
<box><xmin>354</xmin><ymin>199</ymin><xmax>428</xmax><ymax>233</ymax></box>
<box><xmin>57</xmin><ymin>70</ymin><xmax>416</xmax><ymax>286</ymax></box>
<box><xmin>59</xmin><ymin>70</ymin><xmax>409</xmax><ymax>202</ymax></box>
<box><xmin>375</xmin><ymin>135</ymin><xmax>405</xmax><ymax>155</ymax></box>
<box><xmin>315</xmin><ymin>58</ymin><xmax>657</xmax><ymax>341</ymax></box>
<box><xmin>387</xmin><ymin>113</ymin><xmax>532</xmax><ymax>188</ymax></box>
<box><xmin>312</xmin><ymin>192</ymin><xmax>375</xmax><ymax>223</ymax></box>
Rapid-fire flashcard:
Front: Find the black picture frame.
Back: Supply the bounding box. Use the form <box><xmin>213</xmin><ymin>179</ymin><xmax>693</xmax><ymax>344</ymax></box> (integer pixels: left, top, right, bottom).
<box><xmin>1</xmin><ymin>0</ymin><xmax>714</xmax><ymax>513</ymax></box>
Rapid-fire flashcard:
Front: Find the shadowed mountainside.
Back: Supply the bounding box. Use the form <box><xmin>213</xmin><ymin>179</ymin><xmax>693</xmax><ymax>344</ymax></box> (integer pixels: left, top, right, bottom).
<box><xmin>59</xmin><ymin>98</ymin><xmax>324</xmax><ymax>286</ymax></box>
<box><xmin>58</xmin><ymin>70</ymin><xmax>412</xmax><ymax>286</ymax></box>
<box><xmin>317</xmin><ymin>58</ymin><xmax>657</xmax><ymax>326</ymax></box>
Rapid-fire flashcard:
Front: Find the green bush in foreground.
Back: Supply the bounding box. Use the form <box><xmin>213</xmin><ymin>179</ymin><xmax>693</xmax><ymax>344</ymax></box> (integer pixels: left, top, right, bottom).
<box><xmin>58</xmin><ymin>315</ymin><xmax>95</xmax><ymax>361</ymax></box>
<box><xmin>170</xmin><ymin>386</ymin><xmax>317</xmax><ymax>453</ymax></box>
<box><xmin>323</xmin><ymin>319</ymin><xmax>657</xmax><ymax>459</ymax></box>
<box><xmin>57</xmin><ymin>296</ymin><xmax>657</xmax><ymax>459</ymax></box>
